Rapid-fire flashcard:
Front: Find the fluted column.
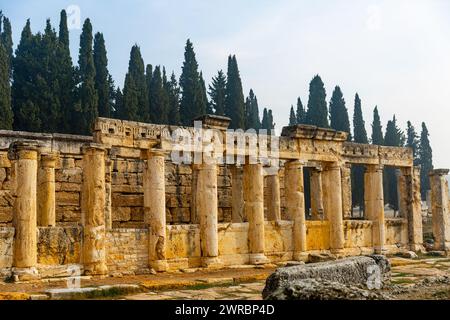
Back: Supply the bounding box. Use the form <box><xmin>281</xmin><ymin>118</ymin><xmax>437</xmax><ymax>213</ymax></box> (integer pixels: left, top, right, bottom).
<box><xmin>231</xmin><ymin>165</ymin><xmax>244</xmax><ymax>222</ymax></box>
<box><xmin>310</xmin><ymin>168</ymin><xmax>324</xmax><ymax>220</ymax></box>
<box><xmin>194</xmin><ymin>161</ymin><xmax>222</xmax><ymax>268</ymax></box>
<box><xmin>243</xmin><ymin>162</ymin><xmax>268</xmax><ymax>264</ymax></box>
<box><xmin>285</xmin><ymin>160</ymin><xmax>307</xmax><ymax>260</ymax></box>
<box><xmin>364</xmin><ymin>164</ymin><xmax>385</xmax><ymax>254</ymax></box>
<box><xmin>81</xmin><ymin>144</ymin><xmax>107</xmax><ymax>275</ymax></box>
<box><xmin>323</xmin><ymin>162</ymin><xmax>345</xmax><ymax>254</ymax></box>
<box><xmin>37</xmin><ymin>152</ymin><xmax>57</xmax><ymax>227</ymax></box>
<box><xmin>143</xmin><ymin>150</ymin><xmax>168</xmax><ymax>271</ymax></box>
<box><xmin>403</xmin><ymin>166</ymin><xmax>424</xmax><ymax>252</ymax></box>
<box><xmin>266</xmin><ymin>168</ymin><xmax>281</xmax><ymax>221</ymax></box>
<box><xmin>429</xmin><ymin>169</ymin><xmax>450</xmax><ymax>252</ymax></box>
<box><xmin>8</xmin><ymin>141</ymin><xmax>39</xmax><ymax>280</ymax></box>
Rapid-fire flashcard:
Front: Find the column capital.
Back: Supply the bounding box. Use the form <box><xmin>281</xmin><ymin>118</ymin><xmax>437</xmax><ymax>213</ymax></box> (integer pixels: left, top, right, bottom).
<box><xmin>323</xmin><ymin>161</ymin><xmax>341</xmax><ymax>171</ymax></box>
<box><xmin>140</xmin><ymin>148</ymin><xmax>167</xmax><ymax>159</ymax></box>
<box><xmin>429</xmin><ymin>168</ymin><xmax>449</xmax><ymax>177</ymax></box>
<box><xmin>81</xmin><ymin>143</ymin><xmax>106</xmax><ymax>155</ymax></box>
<box><xmin>285</xmin><ymin>159</ymin><xmax>306</xmax><ymax>169</ymax></box>
<box><xmin>8</xmin><ymin>140</ymin><xmax>40</xmax><ymax>161</ymax></box>
<box><xmin>40</xmin><ymin>152</ymin><xmax>59</xmax><ymax>167</ymax></box>
<box><xmin>365</xmin><ymin>164</ymin><xmax>384</xmax><ymax>173</ymax></box>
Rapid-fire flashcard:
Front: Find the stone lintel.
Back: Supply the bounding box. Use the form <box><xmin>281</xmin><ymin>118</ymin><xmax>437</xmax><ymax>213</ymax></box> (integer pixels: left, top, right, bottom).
<box><xmin>429</xmin><ymin>168</ymin><xmax>449</xmax><ymax>177</ymax></box>
<box><xmin>193</xmin><ymin>114</ymin><xmax>231</xmax><ymax>130</ymax></box>
<box><xmin>281</xmin><ymin>124</ymin><xmax>348</xmax><ymax>141</ymax></box>
<box><xmin>81</xmin><ymin>143</ymin><xmax>106</xmax><ymax>154</ymax></box>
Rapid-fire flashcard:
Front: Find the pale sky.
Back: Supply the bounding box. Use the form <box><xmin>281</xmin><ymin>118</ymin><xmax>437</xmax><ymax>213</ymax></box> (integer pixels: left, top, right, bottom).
<box><xmin>2</xmin><ymin>0</ymin><xmax>450</xmax><ymax>167</ymax></box>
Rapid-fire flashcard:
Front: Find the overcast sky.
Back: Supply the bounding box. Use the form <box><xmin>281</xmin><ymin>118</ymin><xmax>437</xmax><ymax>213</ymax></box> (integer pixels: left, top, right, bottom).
<box><xmin>3</xmin><ymin>0</ymin><xmax>450</xmax><ymax>167</ymax></box>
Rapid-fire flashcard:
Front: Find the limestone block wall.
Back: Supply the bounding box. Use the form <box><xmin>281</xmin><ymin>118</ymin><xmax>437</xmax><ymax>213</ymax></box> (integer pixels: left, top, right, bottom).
<box><xmin>37</xmin><ymin>226</ymin><xmax>82</xmax><ymax>265</ymax></box>
<box><xmin>0</xmin><ymin>227</ymin><xmax>14</xmax><ymax>271</ymax></box>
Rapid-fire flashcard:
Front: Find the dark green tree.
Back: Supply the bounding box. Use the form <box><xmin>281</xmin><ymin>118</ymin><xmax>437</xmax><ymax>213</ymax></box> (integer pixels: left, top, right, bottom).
<box><xmin>12</xmin><ymin>20</ymin><xmax>41</xmax><ymax>131</ymax></box>
<box><xmin>329</xmin><ymin>86</ymin><xmax>351</xmax><ymax>139</ymax></box>
<box><xmin>406</xmin><ymin>121</ymin><xmax>419</xmax><ymax>165</ymax></box>
<box><xmin>179</xmin><ymin>39</ymin><xmax>205</xmax><ymax>125</ymax></box>
<box><xmin>383</xmin><ymin>115</ymin><xmax>405</xmax><ymax>210</ymax></box>
<box><xmin>0</xmin><ymin>40</ymin><xmax>12</xmax><ymax>129</ymax></box>
<box><xmin>166</xmin><ymin>71</ymin><xmax>180</xmax><ymax>125</ymax></box>
<box><xmin>57</xmin><ymin>10</ymin><xmax>76</xmax><ymax>133</ymax></box>
<box><xmin>371</xmin><ymin>106</ymin><xmax>383</xmax><ymax>145</ymax></box>
<box><xmin>268</xmin><ymin>109</ymin><xmax>275</xmax><ymax>132</ymax></box>
<box><xmin>225</xmin><ymin>55</ymin><xmax>245</xmax><ymax>129</ymax></box>
<box><xmin>296</xmin><ymin>97</ymin><xmax>305</xmax><ymax>124</ymax></box>
<box><xmin>122</xmin><ymin>45</ymin><xmax>149</xmax><ymax>122</ymax></box>
<box><xmin>113</xmin><ymin>87</ymin><xmax>123</xmax><ymax>119</ymax></box>
<box><xmin>199</xmin><ymin>71</ymin><xmax>210</xmax><ymax>114</ymax></box>
<box><xmin>261</xmin><ymin>108</ymin><xmax>268</xmax><ymax>130</ymax></box>
<box><xmin>94</xmin><ymin>32</ymin><xmax>110</xmax><ymax>117</ymax></box>
<box><xmin>149</xmin><ymin>65</ymin><xmax>168</xmax><ymax>124</ymax></box>
<box><xmin>77</xmin><ymin>18</ymin><xmax>98</xmax><ymax>134</ymax></box>
<box><xmin>352</xmin><ymin>93</ymin><xmax>368</xmax><ymax>143</ymax></box>
<box><xmin>208</xmin><ymin>70</ymin><xmax>226</xmax><ymax>116</ymax></box>
<box><xmin>418</xmin><ymin>122</ymin><xmax>433</xmax><ymax>199</ymax></box>
<box><xmin>244</xmin><ymin>89</ymin><xmax>260</xmax><ymax>130</ymax></box>
<box><xmin>289</xmin><ymin>105</ymin><xmax>296</xmax><ymax>126</ymax></box>
<box><xmin>305</xmin><ymin>75</ymin><xmax>328</xmax><ymax>127</ymax></box>
<box><xmin>0</xmin><ymin>11</ymin><xmax>13</xmax><ymax>78</ymax></box>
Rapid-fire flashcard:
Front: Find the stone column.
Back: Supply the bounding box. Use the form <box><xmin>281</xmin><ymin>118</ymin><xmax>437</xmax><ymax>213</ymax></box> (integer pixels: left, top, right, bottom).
<box><xmin>231</xmin><ymin>165</ymin><xmax>244</xmax><ymax>223</ymax></box>
<box><xmin>81</xmin><ymin>144</ymin><xmax>107</xmax><ymax>275</ymax></box>
<box><xmin>191</xmin><ymin>168</ymin><xmax>199</xmax><ymax>224</ymax></box>
<box><xmin>104</xmin><ymin>158</ymin><xmax>113</xmax><ymax>229</ymax></box>
<box><xmin>364</xmin><ymin>164</ymin><xmax>385</xmax><ymax>254</ymax></box>
<box><xmin>285</xmin><ymin>160</ymin><xmax>307</xmax><ymax>260</ymax></box>
<box><xmin>37</xmin><ymin>153</ymin><xmax>57</xmax><ymax>227</ymax></box>
<box><xmin>266</xmin><ymin>168</ymin><xmax>281</xmax><ymax>221</ymax></box>
<box><xmin>429</xmin><ymin>169</ymin><xmax>450</xmax><ymax>252</ymax></box>
<box><xmin>323</xmin><ymin>162</ymin><xmax>345</xmax><ymax>254</ymax></box>
<box><xmin>341</xmin><ymin>163</ymin><xmax>352</xmax><ymax>220</ymax></box>
<box><xmin>310</xmin><ymin>168</ymin><xmax>324</xmax><ymax>220</ymax></box>
<box><xmin>143</xmin><ymin>150</ymin><xmax>168</xmax><ymax>271</ymax></box>
<box><xmin>396</xmin><ymin>169</ymin><xmax>407</xmax><ymax>218</ymax></box>
<box><xmin>8</xmin><ymin>141</ymin><xmax>39</xmax><ymax>280</ymax></box>
<box><xmin>194</xmin><ymin>162</ymin><xmax>222</xmax><ymax>268</ymax></box>
<box><xmin>243</xmin><ymin>162</ymin><xmax>268</xmax><ymax>264</ymax></box>
<box><xmin>403</xmin><ymin>166</ymin><xmax>424</xmax><ymax>252</ymax></box>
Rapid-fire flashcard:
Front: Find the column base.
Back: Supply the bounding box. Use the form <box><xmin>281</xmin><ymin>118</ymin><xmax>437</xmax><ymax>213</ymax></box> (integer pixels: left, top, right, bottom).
<box><xmin>292</xmin><ymin>251</ymin><xmax>309</xmax><ymax>262</ymax></box>
<box><xmin>150</xmin><ymin>259</ymin><xmax>169</xmax><ymax>272</ymax></box>
<box><xmin>12</xmin><ymin>267</ymin><xmax>40</xmax><ymax>282</ymax></box>
<box><xmin>201</xmin><ymin>257</ymin><xmax>223</xmax><ymax>269</ymax></box>
<box><xmin>83</xmin><ymin>262</ymin><xmax>108</xmax><ymax>276</ymax></box>
<box><xmin>409</xmin><ymin>244</ymin><xmax>426</xmax><ymax>253</ymax></box>
<box><xmin>249</xmin><ymin>253</ymin><xmax>270</xmax><ymax>265</ymax></box>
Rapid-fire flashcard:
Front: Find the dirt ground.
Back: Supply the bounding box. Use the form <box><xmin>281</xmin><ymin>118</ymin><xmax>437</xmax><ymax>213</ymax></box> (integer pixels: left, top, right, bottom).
<box><xmin>1</xmin><ymin>256</ymin><xmax>450</xmax><ymax>300</ymax></box>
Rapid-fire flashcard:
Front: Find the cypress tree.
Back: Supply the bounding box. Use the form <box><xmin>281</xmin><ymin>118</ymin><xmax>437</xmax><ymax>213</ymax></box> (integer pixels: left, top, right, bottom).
<box><xmin>57</xmin><ymin>10</ymin><xmax>75</xmax><ymax>133</ymax></box>
<box><xmin>123</xmin><ymin>45</ymin><xmax>149</xmax><ymax>122</ymax></box>
<box><xmin>351</xmin><ymin>93</ymin><xmax>368</xmax><ymax>211</ymax></box>
<box><xmin>166</xmin><ymin>71</ymin><xmax>180</xmax><ymax>125</ymax></box>
<box><xmin>268</xmin><ymin>109</ymin><xmax>275</xmax><ymax>132</ymax></box>
<box><xmin>383</xmin><ymin>115</ymin><xmax>405</xmax><ymax>210</ymax></box>
<box><xmin>179</xmin><ymin>39</ymin><xmax>204</xmax><ymax>125</ymax></box>
<box><xmin>0</xmin><ymin>40</ymin><xmax>12</xmax><ymax>129</ymax></box>
<box><xmin>261</xmin><ymin>108</ymin><xmax>268</xmax><ymax>130</ymax></box>
<box><xmin>199</xmin><ymin>71</ymin><xmax>209</xmax><ymax>114</ymax></box>
<box><xmin>94</xmin><ymin>32</ymin><xmax>110</xmax><ymax>117</ymax></box>
<box><xmin>329</xmin><ymin>86</ymin><xmax>351</xmax><ymax>139</ymax></box>
<box><xmin>371</xmin><ymin>106</ymin><xmax>383</xmax><ymax>145</ymax></box>
<box><xmin>418</xmin><ymin>122</ymin><xmax>433</xmax><ymax>199</ymax></box>
<box><xmin>113</xmin><ymin>87</ymin><xmax>123</xmax><ymax>119</ymax></box>
<box><xmin>352</xmin><ymin>93</ymin><xmax>368</xmax><ymax>143</ymax></box>
<box><xmin>149</xmin><ymin>65</ymin><xmax>168</xmax><ymax>124</ymax></box>
<box><xmin>12</xmin><ymin>20</ymin><xmax>41</xmax><ymax>131</ymax></box>
<box><xmin>145</xmin><ymin>64</ymin><xmax>153</xmax><ymax>122</ymax></box>
<box><xmin>305</xmin><ymin>75</ymin><xmax>328</xmax><ymax>127</ymax></box>
<box><xmin>406</xmin><ymin>121</ymin><xmax>419</xmax><ymax>164</ymax></box>
<box><xmin>225</xmin><ymin>55</ymin><xmax>245</xmax><ymax>129</ymax></box>
<box><xmin>208</xmin><ymin>70</ymin><xmax>226</xmax><ymax>116</ymax></box>
<box><xmin>244</xmin><ymin>89</ymin><xmax>260</xmax><ymax>130</ymax></box>
<box><xmin>39</xmin><ymin>19</ymin><xmax>61</xmax><ymax>133</ymax></box>
<box><xmin>77</xmin><ymin>18</ymin><xmax>98</xmax><ymax>134</ymax></box>
<box><xmin>296</xmin><ymin>97</ymin><xmax>305</xmax><ymax>124</ymax></box>
<box><xmin>0</xmin><ymin>11</ymin><xmax>13</xmax><ymax>78</ymax></box>
<box><xmin>289</xmin><ymin>105</ymin><xmax>296</xmax><ymax>126</ymax></box>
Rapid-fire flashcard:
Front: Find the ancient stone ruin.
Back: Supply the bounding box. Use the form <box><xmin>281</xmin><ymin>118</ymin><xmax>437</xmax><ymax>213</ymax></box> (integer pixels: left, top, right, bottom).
<box><xmin>0</xmin><ymin>115</ymin><xmax>449</xmax><ymax>281</ymax></box>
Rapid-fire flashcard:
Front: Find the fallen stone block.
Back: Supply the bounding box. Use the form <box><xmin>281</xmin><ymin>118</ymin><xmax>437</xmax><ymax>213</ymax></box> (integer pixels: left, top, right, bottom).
<box><xmin>46</xmin><ymin>284</ymin><xmax>142</xmax><ymax>300</ymax></box>
<box><xmin>262</xmin><ymin>255</ymin><xmax>390</xmax><ymax>299</ymax></box>
<box><xmin>308</xmin><ymin>252</ymin><xmax>337</xmax><ymax>263</ymax></box>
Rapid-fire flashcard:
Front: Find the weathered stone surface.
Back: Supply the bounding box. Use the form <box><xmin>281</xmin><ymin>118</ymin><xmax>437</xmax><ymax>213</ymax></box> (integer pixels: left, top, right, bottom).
<box><xmin>262</xmin><ymin>255</ymin><xmax>390</xmax><ymax>299</ymax></box>
<box><xmin>37</xmin><ymin>227</ymin><xmax>82</xmax><ymax>265</ymax></box>
<box><xmin>308</xmin><ymin>252</ymin><xmax>337</xmax><ymax>263</ymax></box>
<box><xmin>264</xmin><ymin>278</ymin><xmax>390</xmax><ymax>300</ymax></box>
